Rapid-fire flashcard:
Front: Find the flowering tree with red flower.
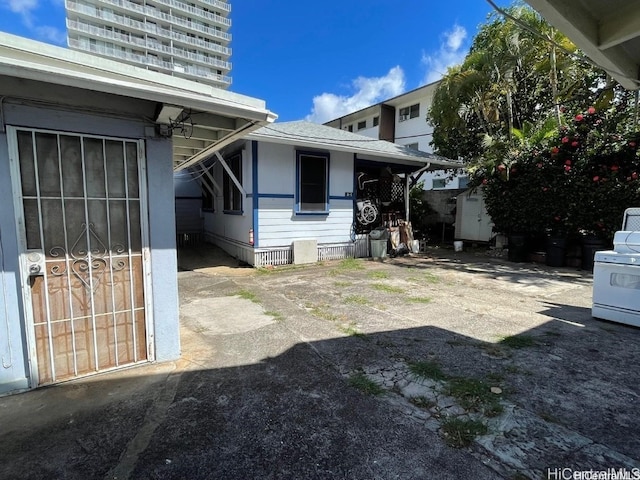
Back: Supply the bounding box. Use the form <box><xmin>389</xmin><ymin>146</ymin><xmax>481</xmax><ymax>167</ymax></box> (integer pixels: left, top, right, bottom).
<box><xmin>471</xmin><ymin>106</ymin><xmax>640</xmax><ymax>244</ymax></box>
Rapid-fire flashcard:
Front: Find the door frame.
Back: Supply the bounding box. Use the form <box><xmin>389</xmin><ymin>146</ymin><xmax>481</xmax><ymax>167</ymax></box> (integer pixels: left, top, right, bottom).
<box><xmin>7</xmin><ymin>126</ymin><xmax>155</xmax><ymax>387</ymax></box>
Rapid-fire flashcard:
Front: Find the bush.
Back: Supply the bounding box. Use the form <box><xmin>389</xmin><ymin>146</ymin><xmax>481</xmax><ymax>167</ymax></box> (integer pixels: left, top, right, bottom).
<box><xmin>471</xmin><ymin>107</ymin><xmax>640</xmax><ymax>243</ymax></box>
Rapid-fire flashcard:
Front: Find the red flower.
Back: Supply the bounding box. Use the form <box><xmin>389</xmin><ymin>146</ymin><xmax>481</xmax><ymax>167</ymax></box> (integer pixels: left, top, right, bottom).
<box><xmin>611</xmin><ymin>165</ymin><xmax>619</xmax><ymax>172</ymax></box>
<box><xmin>575</xmin><ymin>114</ymin><xmax>584</xmax><ymax>122</ymax></box>
<box><xmin>497</xmin><ymin>164</ymin><xmax>506</xmax><ymax>171</ymax></box>
<box><xmin>551</xmin><ymin>147</ymin><xmax>560</xmax><ymax>154</ymax></box>
<box><xmin>588</xmin><ymin>106</ymin><xmax>596</xmax><ymax>115</ymax></box>
<box><xmin>632</xmin><ymin>172</ymin><xmax>638</xmax><ymax>180</ymax></box>
<box><xmin>564</xmin><ymin>159</ymin><xmax>572</xmax><ymax>166</ymax></box>
<box><xmin>561</xmin><ymin>136</ymin><xmax>570</xmax><ymax>144</ymax></box>
<box><xmin>629</xmin><ymin>141</ymin><xmax>637</xmax><ymax>148</ymax></box>
<box><xmin>564</xmin><ymin>165</ymin><xmax>571</xmax><ymax>172</ymax></box>
<box><xmin>482</xmin><ymin>178</ymin><xmax>488</xmax><ymax>185</ymax></box>
<box><xmin>571</xmin><ymin>141</ymin><xmax>579</xmax><ymax>147</ymax></box>
<box><xmin>593</xmin><ymin>176</ymin><xmax>600</xmax><ymax>182</ymax></box>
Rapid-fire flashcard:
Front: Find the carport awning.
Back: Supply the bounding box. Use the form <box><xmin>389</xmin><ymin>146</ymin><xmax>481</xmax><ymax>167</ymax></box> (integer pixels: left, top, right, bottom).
<box><xmin>0</xmin><ymin>32</ymin><xmax>277</xmax><ymax>172</ymax></box>
<box><xmin>524</xmin><ymin>0</ymin><xmax>640</xmax><ymax>90</ymax></box>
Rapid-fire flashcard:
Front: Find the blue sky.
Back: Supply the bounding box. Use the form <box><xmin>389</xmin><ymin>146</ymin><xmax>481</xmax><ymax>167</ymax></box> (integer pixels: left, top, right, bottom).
<box><xmin>0</xmin><ymin>0</ymin><xmax>510</xmax><ymax>122</ymax></box>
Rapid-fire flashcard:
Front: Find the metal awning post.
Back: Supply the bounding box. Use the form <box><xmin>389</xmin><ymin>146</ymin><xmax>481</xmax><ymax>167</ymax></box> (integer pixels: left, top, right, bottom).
<box><xmin>405</xmin><ymin>174</ymin><xmax>410</xmax><ymax>223</ymax></box>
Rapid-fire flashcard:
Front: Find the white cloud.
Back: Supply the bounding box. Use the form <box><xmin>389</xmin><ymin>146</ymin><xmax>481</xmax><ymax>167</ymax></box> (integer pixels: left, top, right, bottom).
<box><xmin>35</xmin><ymin>25</ymin><xmax>66</xmax><ymax>44</ymax></box>
<box><xmin>0</xmin><ymin>0</ymin><xmax>66</xmax><ymax>45</ymax></box>
<box><xmin>1</xmin><ymin>0</ymin><xmax>39</xmax><ymax>16</ymax></box>
<box><xmin>421</xmin><ymin>24</ymin><xmax>469</xmax><ymax>84</ymax></box>
<box><xmin>305</xmin><ymin>66</ymin><xmax>406</xmax><ymax>124</ymax></box>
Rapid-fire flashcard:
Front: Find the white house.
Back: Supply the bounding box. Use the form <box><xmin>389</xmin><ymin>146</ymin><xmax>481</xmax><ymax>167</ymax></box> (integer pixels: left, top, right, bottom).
<box><xmin>174</xmin><ymin>121</ymin><xmax>459</xmax><ymax>267</ymax></box>
<box><xmin>324</xmin><ymin>81</ymin><xmax>468</xmax><ymax>191</ymax></box>
<box><xmin>0</xmin><ymin>32</ymin><xmax>275</xmax><ymax>395</ymax></box>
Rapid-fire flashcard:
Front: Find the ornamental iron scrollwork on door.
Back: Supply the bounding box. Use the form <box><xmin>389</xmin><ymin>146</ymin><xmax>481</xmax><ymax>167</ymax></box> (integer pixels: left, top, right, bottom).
<box><xmin>49</xmin><ymin>222</ymin><xmax>127</xmax><ymax>293</ymax></box>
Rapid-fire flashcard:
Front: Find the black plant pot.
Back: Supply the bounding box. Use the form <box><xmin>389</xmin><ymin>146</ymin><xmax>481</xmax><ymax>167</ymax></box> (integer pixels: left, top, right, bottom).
<box><xmin>546</xmin><ymin>237</ymin><xmax>567</xmax><ymax>267</ymax></box>
<box><xmin>508</xmin><ymin>234</ymin><xmax>528</xmax><ymax>262</ymax></box>
<box><xmin>581</xmin><ymin>235</ymin><xmax>607</xmax><ymax>272</ymax></box>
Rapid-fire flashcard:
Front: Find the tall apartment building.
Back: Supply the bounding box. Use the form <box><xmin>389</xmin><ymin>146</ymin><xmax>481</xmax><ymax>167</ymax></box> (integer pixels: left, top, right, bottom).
<box><xmin>65</xmin><ymin>0</ymin><xmax>232</xmax><ymax>88</ymax></box>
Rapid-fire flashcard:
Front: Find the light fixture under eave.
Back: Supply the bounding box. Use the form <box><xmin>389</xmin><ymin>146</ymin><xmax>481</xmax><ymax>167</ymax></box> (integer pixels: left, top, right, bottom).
<box><xmin>155</xmin><ymin>104</ymin><xmax>184</xmax><ymax>124</ymax></box>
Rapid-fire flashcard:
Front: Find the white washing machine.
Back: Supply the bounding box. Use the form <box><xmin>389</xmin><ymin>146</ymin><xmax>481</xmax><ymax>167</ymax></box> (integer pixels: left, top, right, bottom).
<box><xmin>592</xmin><ymin>223</ymin><xmax>640</xmax><ymax>327</ymax></box>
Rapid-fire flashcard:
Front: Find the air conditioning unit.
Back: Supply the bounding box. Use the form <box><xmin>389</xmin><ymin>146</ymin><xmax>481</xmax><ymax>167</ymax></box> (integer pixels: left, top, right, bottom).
<box><xmin>399</xmin><ymin>114</ymin><xmax>409</xmax><ymax>121</ymax></box>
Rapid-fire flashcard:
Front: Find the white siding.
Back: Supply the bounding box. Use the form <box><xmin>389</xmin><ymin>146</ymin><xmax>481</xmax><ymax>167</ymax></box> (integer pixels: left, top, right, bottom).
<box><xmin>258</xmin><ymin>208</ymin><xmax>353</xmax><ymax>247</ymax></box>
<box><xmin>256</xmin><ymin>142</ymin><xmax>355</xmax><ymax>248</ymax></box>
<box><xmin>203</xmin><ymin>143</ymin><xmax>253</xmax><ymax>245</ymax></box>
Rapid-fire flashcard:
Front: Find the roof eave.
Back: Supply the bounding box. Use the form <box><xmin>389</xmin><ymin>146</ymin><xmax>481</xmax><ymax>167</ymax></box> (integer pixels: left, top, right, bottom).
<box><xmin>246</xmin><ymin>132</ymin><xmax>459</xmax><ymax>169</ymax></box>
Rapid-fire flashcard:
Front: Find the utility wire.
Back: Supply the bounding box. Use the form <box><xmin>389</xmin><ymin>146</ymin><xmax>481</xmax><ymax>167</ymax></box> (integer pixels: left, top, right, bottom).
<box><xmin>485</xmin><ymin>0</ymin><xmax>640</xmax><ymax>88</ymax></box>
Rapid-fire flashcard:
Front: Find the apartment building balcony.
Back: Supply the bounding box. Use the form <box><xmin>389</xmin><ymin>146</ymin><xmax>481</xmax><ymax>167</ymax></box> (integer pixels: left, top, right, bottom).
<box><xmin>152</xmin><ymin>0</ymin><xmax>231</xmax><ymax>27</ymax></box>
<box><xmin>67</xmin><ymin>20</ymin><xmax>232</xmax><ymax>71</ymax></box>
<box><xmin>189</xmin><ymin>0</ymin><xmax>231</xmax><ymax>14</ymax></box>
<box><xmin>67</xmin><ymin>15</ymin><xmax>231</xmax><ymax>57</ymax></box>
<box><xmin>66</xmin><ymin>0</ymin><xmax>231</xmax><ymax>43</ymax></box>
<box><xmin>67</xmin><ymin>38</ymin><xmax>232</xmax><ymax>86</ymax></box>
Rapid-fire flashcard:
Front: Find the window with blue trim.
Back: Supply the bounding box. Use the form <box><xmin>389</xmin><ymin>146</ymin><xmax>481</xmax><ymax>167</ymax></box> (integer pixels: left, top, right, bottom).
<box><xmin>297</xmin><ymin>152</ymin><xmax>329</xmax><ymax>213</ymax></box>
<box><xmin>223</xmin><ymin>152</ymin><xmax>242</xmax><ymax>213</ymax></box>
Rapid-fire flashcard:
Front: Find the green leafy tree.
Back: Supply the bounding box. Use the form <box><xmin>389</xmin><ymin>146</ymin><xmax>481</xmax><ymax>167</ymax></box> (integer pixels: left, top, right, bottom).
<box><xmin>428</xmin><ymin>3</ymin><xmax>618</xmax><ymax>165</ymax></box>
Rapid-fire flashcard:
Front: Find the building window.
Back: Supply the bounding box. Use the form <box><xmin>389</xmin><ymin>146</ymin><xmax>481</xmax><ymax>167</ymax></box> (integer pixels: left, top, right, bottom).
<box><xmin>357</xmin><ymin>120</ymin><xmax>366</xmax><ymax>130</ymax></box>
<box><xmin>223</xmin><ymin>152</ymin><xmax>242</xmax><ymax>212</ymax></box>
<box><xmin>399</xmin><ymin>103</ymin><xmax>420</xmax><ymax>121</ymax></box>
<box><xmin>373</xmin><ymin>116</ymin><xmax>379</xmax><ymax>127</ymax></box>
<box><xmin>296</xmin><ymin>151</ymin><xmax>329</xmax><ymax>213</ymax></box>
<box><xmin>346</xmin><ymin>125</ymin><xmax>353</xmax><ymax>132</ymax></box>
<box><xmin>432</xmin><ymin>178</ymin><xmax>447</xmax><ymax>189</ymax></box>
<box><xmin>458</xmin><ymin>176</ymin><xmax>469</xmax><ymax>189</ymax></box>
<box><xmin>406</xmin><ymin>143</ymin><xmax>419</xmax><ymax>151</ymax></box>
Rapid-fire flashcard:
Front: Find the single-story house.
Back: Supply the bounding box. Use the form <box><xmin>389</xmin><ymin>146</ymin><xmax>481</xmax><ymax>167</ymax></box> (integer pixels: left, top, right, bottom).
<box><xmin>174</xmin><ymin>121</ymin><xmax>460</xmax><ymax>267</ymax></box>
<box><xmin>0</xmin><ymin>32</ymin><xmax>275</xmax><ymax>395</ymax></box>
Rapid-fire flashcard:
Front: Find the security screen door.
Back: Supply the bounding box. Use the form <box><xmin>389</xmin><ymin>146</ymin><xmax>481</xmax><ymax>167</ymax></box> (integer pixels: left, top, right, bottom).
<box><xmin>10</xmin><ymin>128</ymin><xmax>150</xmax><ymax>385</ymax></box>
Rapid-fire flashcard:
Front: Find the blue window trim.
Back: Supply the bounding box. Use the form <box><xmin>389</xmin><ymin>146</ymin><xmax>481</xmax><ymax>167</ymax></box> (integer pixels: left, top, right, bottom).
<box><xmin>258</xmin><ymin>193</ymin><xmax>295</xmax><ymax>199</ymax></box>
<box><xmin>252</xmin><ymin>140</ymin><xmax>259</xmax><ymax>247</ymax></box>
<box><xmin>295</xmin><ymin>149</ymin><xmax>330</xmax><ymax>216</ymax></box>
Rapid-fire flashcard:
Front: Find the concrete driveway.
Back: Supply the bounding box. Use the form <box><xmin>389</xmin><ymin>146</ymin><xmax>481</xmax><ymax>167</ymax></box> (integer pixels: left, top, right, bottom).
<box><xmin>1</xmin><ymin>246</ymin><xmax>639</xmax><ymax>479</ymax></box>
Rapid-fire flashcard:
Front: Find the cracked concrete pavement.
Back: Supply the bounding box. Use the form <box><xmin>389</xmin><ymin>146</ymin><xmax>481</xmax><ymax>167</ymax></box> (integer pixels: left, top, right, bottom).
<box><xmin>1</xmin><ymin>245</ymin><xmax>639</xmax><ymax>479</ymax></box>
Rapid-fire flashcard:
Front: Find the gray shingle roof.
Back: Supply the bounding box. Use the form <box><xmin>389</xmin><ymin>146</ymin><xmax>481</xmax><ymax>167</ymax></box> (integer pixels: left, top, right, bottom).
<box><xmin>247</xmin><ymin>121</ymin><xmax>461</xmax><ymax>168</ymax></box>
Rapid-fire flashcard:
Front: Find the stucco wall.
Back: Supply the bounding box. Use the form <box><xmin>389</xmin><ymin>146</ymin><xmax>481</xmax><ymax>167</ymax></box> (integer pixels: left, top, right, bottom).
<box><xmin>0</xmin><ymin>132</ymin><xmax>30</xmax><ymax>395</ymax></box>
<box><xmin>0</xmin><ymin>102</ymin><xmax>179</xmax><ymax>394</ymax></box>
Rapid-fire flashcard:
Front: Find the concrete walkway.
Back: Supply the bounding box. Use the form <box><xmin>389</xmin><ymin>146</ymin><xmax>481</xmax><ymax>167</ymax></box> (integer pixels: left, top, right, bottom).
<box><xmin>1</xmin><ymin>246</ymin><xmax>639</xmax><ymax>479</ymax></box>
